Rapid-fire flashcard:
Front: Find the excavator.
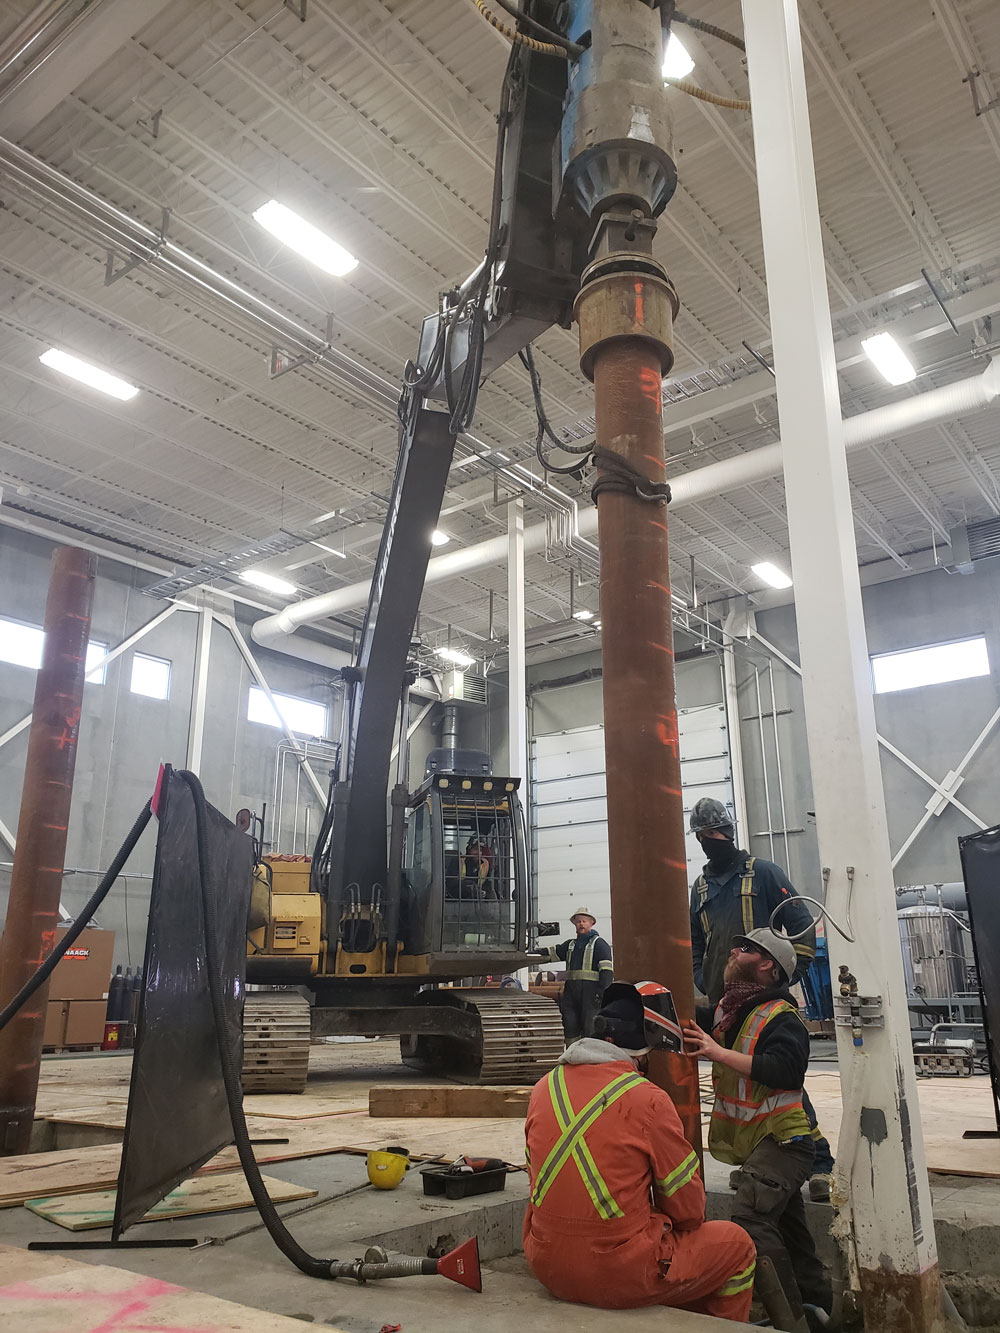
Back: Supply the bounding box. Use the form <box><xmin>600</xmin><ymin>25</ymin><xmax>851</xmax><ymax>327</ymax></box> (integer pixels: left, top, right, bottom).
<box><xmin>240</xmin><ymin>0</ymin><xmax>680</xmax><ymax>1091</ymax></box>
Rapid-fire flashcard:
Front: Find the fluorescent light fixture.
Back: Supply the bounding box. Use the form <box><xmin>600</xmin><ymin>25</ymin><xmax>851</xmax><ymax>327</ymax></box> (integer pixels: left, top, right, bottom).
<box><xmin>861</xmin><ymin>331</ymin><xmax>916</xmax><ymax>386</ymax></box>
<box><xmin>310</xmin><ymin>539</ymin><xmax>346</xmax><ymax>559</ymax></box>
<box><xmin>662</xmin><ymin>33</ymin><xmax>695</xmax><ymax>81</ymax></box>
<box><xmin>572</xmin><ymin>609</ymin><xmax>594</xmax><ymax>621</ymax></box>
<box><xmin>40</xmin><ymin>348</ymin><xmax>138</xmax><ymax>401</ymax></box>
<box><xmin>872</xmin><ymin>636</ymin><xmax>989</xmax><ymax>694</ymax></box>
<box><xmin>752</xmin><ymin>561</ymin><xmax>793</xmax><ymax>590</ymax></box>
<box><xmin>239</xmin><ymin>569</ymin><xmax>296</xmax><ymax>596</ymax></box>
<box><xmin>431</xmin><ymin>529</ymin><xmax>451</xmax><ymax>547</ymax></box>
<box><xmin>252</xmin><ymin>199</ymin><xmax>358</xmax><ymax>277</ymax></box>
<box><xmin>593</xmin><ymin>620</ymin><xmax>602</xmax><ymax>629</ymax></box>
<box><xmin>671</xmin><ymin>593</ymin><xmax>688</xmax><ymax>607</ymax></box>
<box><xmin>436</xmin><ymin>646</ymin><xmax>475</xmax><ymax>667</ymax></box>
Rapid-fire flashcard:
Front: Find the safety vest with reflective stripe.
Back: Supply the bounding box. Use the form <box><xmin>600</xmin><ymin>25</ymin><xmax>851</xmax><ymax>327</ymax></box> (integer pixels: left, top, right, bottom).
<box><xmin>531</xmin><ymin>1065</ymin><xmax>644</xmax><ymax>1219</ymax></box>
<box><xmin>708</xmin><ymin>999</ymin><xmax>810</xmax><ymax>1165</ymax></box>
<box><xmin>695</xmin><ymin>857</ymin><xmax>756</xmax><ymax>946</ymax></box>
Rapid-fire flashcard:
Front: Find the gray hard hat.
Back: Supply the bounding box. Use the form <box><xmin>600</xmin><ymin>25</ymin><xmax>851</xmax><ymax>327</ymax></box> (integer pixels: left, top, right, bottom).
<box><xmin>689</xmin><ymin>796</ymin><xmax>734</xmax><ymax>835</ymax></box>
<box><xmin>732</xmin><ymin>927</ymin><xmax>797</xmax><ymax>986</ymax></box>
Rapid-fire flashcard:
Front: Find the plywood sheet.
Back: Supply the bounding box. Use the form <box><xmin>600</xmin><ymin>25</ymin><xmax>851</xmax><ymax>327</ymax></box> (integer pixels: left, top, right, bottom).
<box><xmin>369</xmin><ymin>1085</ymin><xmax>531</xmax><ymax>1118</ymax></box>
<box><xmin>0</xmin><ymin>1243</ymin><xmax>346</xmax><ymax>1331</ymax></box>
<box><xmin>24</xmin><ymin>1172</ymin><xmax>316</xmax><ymax>1231</ymax></box>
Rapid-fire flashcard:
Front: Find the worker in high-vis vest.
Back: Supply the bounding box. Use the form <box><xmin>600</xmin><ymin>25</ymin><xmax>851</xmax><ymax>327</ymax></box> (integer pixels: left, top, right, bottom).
<box><xmin>683</xmin><ymin>928</ymin><xmax>832</xmax><ymax>1331</ymax></box>
<box><xmin>688</xmin><ymin>796</ymin><xmax>835</xmax><ymax>1204</ymax></box>
<box><xmin>523</xmin><ymin>981</ymin><xmax>756</xmax><ymax>1319</ymax></box>
<box><xmin>539</xmin><ymin>909</ymin><xmax>613</xmax><ymax>1042</ymax></box>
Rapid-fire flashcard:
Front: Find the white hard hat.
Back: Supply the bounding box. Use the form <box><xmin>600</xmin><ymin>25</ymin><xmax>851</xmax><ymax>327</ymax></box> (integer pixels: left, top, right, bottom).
<box><xmin>570</xmin><ymin>908</ymin><xmax>596</xmax><ymax>925</ymax></box>
<box><xmin>732</xmin><ymin>928</ymin><xmax>797</xmax><ymax>986</ymax></box>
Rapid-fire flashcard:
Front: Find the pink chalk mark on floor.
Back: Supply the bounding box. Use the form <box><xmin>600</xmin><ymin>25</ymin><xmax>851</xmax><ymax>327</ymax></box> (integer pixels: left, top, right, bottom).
<box><xmin>0</xmin><ymin>1272</ymin><xmax>215</xmax><ymax>1333</ymax></box>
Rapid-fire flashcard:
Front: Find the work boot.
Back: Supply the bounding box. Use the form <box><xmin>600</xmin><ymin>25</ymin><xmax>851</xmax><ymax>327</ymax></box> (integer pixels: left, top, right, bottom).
<box><xmin>808</xmin><ymin>1173</ymin><xmax>832</xmax><ymax>1203</ymax></box>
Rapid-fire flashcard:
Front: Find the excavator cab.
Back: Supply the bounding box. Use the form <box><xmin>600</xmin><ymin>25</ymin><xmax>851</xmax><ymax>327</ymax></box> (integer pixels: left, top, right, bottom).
<box><xmin>401</xmin><ymin>771</ymin><xmax>526</xmax><ymax>970</ymax></box>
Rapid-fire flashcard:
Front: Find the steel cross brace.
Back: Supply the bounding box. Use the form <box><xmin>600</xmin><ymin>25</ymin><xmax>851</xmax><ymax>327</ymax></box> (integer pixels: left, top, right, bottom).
<box><xmin>747</xmin><ymin>629</ymin><xmax>994</xmax><ymax>865</ymax></box>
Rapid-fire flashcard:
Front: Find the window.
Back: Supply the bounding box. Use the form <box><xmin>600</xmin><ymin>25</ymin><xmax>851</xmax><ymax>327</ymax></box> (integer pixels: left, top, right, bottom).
<box><xmin>85</xmin><ymin>642</ymin><xmax>109</xmax><ymax>685</ymax></box>
<box><xmin>871</xmin><ymin>636</ymin><xmax>990</xmax><ymax>695</ymax></box>
<box><xmin>0</xmin><ymin>617</ymin><xmax>106</xmax><ymax>683</ymax></box>
<box><xmin>130</xmin><ymin>652</ymin><xmax>171</xmax><ymax>699</ymax></box>
<box><xmin>247</xmin><ymin>684</ymin><xmax>327</xmax><ymax>736</ymax></box>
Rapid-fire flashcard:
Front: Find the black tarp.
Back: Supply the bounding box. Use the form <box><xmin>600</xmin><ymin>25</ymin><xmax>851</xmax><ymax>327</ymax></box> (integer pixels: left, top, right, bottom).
<box><xmin>114</xmin><ymin>767</ymin><xmax>253</xmax><ymax>1235</ymax></box>
<box><xmin>958</xmin><ymin>823</ymin><xmax>1000</xmax><ymax>1135</ymax></box>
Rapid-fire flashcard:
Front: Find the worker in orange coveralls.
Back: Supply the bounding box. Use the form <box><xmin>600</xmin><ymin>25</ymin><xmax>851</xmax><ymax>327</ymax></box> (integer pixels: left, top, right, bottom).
<box><xmin>523</xmin><ymin>981</ymin><xmax>756</xmax><ymax>1319</ymax></box>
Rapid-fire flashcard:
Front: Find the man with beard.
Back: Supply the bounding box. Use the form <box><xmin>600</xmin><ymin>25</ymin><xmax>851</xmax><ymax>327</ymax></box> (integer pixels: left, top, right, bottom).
<box><xmin>684</xmin><ymin>929</ymin><xmax>832</xmax><ymax>1331</ymax></box>
<box><xmin>688</xmin><ymin>796</ymin><xmax>835</xmax><ymax>1203</ymax></box>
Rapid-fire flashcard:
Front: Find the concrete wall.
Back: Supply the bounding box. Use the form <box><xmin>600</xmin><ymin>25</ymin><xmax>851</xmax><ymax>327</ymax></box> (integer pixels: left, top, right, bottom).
<box><xmin>0</xmin><ymin>526</ymin><xmax>344</xmax><ymax>968</ymax></box>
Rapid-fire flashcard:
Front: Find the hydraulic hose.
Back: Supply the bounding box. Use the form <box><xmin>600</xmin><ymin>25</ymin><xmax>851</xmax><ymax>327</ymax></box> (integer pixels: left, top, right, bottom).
<box><xmin>176</xmin><ymin>768</ymin><xmax>337</xmax><ymax>1280</ymax></box>
<box><xmin>0</xmin><ymin>800</ymin><xmax>152</xmax><ymax>1033</ymax></box>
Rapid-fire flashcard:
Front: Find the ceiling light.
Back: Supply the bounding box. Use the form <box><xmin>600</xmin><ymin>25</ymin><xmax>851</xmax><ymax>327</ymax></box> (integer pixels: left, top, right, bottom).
<box><xmin>436</xmin><ymin>646</ymin><xmax>474</xmax><ymax>667</ymax></box>
<box><xmin>310</xmin><ymin>539</ymin><xmax>346</xmax><ymax>559</ymax></box>
<box><xmin>40</xmin><ymin>348</ymin><xmax>138</xmax><ymax>401</ymax></box>
<box><xmin>431</xmin><ymin>529</ymin><xmax>451</xmax><ymax>547</ymax></box>
<box><xmin>239</xmin><ymin>569</ymin><xmax>297</xmax><ymax>596</ymax></box>
<box><xmin>662</xmin><ymin>33</ymin><xmax>695</xmax><ymax>81</ymax></box>
<box><xmin>752</xmin><ymin>561</ymin><xmax>793</xmax><ymax>590</ymax></box>
<box><xmin>861</xmin><ymin>331</ymin><xmax>916</xmax><ymax>386</ymax></box>
<box><xmin>572</xmin><ymin>609</ymin><xmax>594</xmax><ymax>621</ymax></box>
<box><xmin>593</xmin><ymin>620</ymin><xmax>602</xmax><ymax>629</ymax></box>
<box><xmin>252</xmin><ymin>200</ymin><xmax>358</xmax><ymax>277</ymax></box>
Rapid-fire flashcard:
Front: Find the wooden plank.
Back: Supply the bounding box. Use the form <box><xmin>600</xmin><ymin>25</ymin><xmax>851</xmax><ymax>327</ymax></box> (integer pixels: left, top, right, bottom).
<box><xmin>369</xmin><ymin>1085</ymin><xmax>531</xmax><ymax>1118</ymax></box>
<box><xmin>0</xmin><ymin>1244</ymin><xmax>347</xmax><ymax>1331</ymax></box>
<box><xmin>24</xmin><ymin>1171</ymin><xmax>316</xmax><ymax>1231</ymax></box>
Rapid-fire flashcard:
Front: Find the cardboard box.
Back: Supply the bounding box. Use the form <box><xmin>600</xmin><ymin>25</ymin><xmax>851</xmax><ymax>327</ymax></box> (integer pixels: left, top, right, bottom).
<box><xmin>63</xmin><ymin>999</ymin><xmax>107</xmax><ymax>1047</ymax></box>
<box><xmin>48</xmin><ymin>927</ymin><xmax>115</xmax><ymax>1001</ymax></box>
<box><xmin>43</xmin><ymin>1000</ymin><xmax>69</xmax><ymax>1048</ymax></box>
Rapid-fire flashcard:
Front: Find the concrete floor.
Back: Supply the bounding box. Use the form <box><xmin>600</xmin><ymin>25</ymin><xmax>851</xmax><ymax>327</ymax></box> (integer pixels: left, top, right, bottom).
<box><xmin>4</xmin><ymin>1040</ymin><xmax>1000</xmax><ymax>1330</ymax></box>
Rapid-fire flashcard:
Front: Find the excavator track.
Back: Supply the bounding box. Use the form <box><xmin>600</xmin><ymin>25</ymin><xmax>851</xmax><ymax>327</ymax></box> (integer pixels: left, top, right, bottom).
<box><xmin>241</xmin><ymin>991</ymin><xmax>311</xmax><ymax>1093</ymax></box>
<box><xmin>401</xmin><ymin>988</ymin><xmax>564</xmax><ymax>1084</ymax></box>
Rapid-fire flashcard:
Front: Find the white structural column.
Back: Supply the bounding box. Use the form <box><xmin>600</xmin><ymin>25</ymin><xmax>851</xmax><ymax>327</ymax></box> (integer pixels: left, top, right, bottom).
<box><xmin>507</xmin><ymin>498</ymin><xmax>528</xmax><ymax>786</ymax></box>
<box><xmin>741</xmin><ymin>4</ymin><xmax>946</xmax><ymax>1330</ymax></box>
<box><xmin>721</xmin><ymin>610</ymin><xmax>751</xmax><ymax>845</ymax></box>
<box><xmin>186</xmin><ymin>605</ymin><xmax>213</xmax><ymax>774</ymax></box>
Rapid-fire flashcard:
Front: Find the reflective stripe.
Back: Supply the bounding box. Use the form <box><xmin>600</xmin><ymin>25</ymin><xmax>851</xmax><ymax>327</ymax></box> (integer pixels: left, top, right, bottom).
<box><xmin>565</xmin><ymin>936</ymin><xmax>599</xmax><ymax>981</ymax></box>
<box><xmin>740</xmin><ymin>857</ymin><xmax>756</xmax><ymax>934</ymax></box>
<box><xmin>598</xmin><ymin>959</ymin><xmax>613</xmax><ymax>971</ymax></box>
<box><xmin>696</xmin><ymin>874</ymin><xmax>710</xmax><ymax>940</ymax></box>
<box><xmin>715</xmin><ymin>1091</ymin><xmax>803</xmax><ymax>1123</ymax></box>
<box><xmin>656</xmin><ymin>1148</ymin><xmax>700</xmax><ymax>1199</ymax></box>
<box><xmin>548</xmin><ymin>1067</ymin><xmax>623</xmax><ymax>1220</ymax></box>
<box><xmin>717</xmin><ymin>1260</ymin><xmax>756</xmax><ymax>1297</ymax></box>
<box><xmin>530</xmin><ymin>1068</ymin><xmax>644</xmax><ymax>1212</ymax></box>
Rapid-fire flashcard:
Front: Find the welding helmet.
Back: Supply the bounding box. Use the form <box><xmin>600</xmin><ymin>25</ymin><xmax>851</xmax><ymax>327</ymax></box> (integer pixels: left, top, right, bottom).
<box><xmin>594</xmin><ymin>981</ymin><xmax>683</xmax><ymax>1055</ymax></box>
<box><xmin>367</xmin><ymin>1146</ymin><xmax>409</xmax><ymax>1190</ymax></box>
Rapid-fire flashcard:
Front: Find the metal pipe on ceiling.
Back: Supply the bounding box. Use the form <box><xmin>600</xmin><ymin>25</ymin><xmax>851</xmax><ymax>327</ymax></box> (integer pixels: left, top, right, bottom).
<box><xmin>252</xmin><ymin>355</ymin><xmax>1000</xmax><ymax>655</ymax></box>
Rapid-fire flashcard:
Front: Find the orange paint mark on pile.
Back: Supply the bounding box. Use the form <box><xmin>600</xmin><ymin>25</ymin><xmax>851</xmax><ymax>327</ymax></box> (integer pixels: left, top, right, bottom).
<box><xmin>634</xmin><ymin>281</ymin><xmax>645</xmax><ymax>325</ymax></box>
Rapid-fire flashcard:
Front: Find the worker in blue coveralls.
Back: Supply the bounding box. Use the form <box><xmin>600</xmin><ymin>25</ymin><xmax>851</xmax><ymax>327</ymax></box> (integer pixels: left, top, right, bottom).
<box><xmin>539</xmin><ymin>909</ymin><xmax>614</xmax><ymax>1043</ymax></box>
<box><xmin>688</xmin><ymin>796</ymin><xmax>835</xmax><ymax>1202</ymax></box>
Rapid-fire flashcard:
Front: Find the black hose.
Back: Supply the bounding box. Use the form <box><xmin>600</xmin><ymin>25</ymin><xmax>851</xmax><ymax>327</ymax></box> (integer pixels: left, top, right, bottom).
<box><xmin>176</xmin><ymin>769</ymin><xmax>335</xmax><ymax>1279</ymax></box>
<box><xmin>0</xmin><ymin>800</ymin><xmax>153</xmax><ymax>1033</ymax></box>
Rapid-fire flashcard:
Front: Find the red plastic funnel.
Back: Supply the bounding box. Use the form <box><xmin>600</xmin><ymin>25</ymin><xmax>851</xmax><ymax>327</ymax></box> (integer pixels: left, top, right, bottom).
<box><xmin>437</xmin><ymin>1236</ymin><xmax>482</xmax><ymax>1293</ymax></box>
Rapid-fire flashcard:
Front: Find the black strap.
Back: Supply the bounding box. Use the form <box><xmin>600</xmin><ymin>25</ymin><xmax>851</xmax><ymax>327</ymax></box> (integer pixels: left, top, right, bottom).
<box><xmin>590</xmin><ymin>446</ymin><xmax>672</xmax><ymax>505</ymax></box>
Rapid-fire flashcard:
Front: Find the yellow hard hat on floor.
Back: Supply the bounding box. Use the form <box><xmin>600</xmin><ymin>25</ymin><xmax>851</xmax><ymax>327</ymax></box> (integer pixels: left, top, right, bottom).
<box><xmin>367</xmin><ymin>1147</ymin><xmax>409</xmax><ymax>1190</ymax></box>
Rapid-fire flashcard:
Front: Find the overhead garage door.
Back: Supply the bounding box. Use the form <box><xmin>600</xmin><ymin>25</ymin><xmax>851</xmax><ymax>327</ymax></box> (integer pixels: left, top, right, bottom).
<box><xmin>531</xmin><ymin>705</ymin><xmax>734</xmax><ymax>946</ymax></box>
